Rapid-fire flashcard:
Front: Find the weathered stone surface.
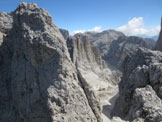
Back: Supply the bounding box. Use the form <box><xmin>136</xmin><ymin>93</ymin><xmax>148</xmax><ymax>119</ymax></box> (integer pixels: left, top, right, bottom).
<box><xmin>59</xmin><ymin>28</ymin><xmax>69</xmax><ymax>40</ymax></box>
<box><xmin>0</xmin><ymin>12</ymin><xmax>13</xmax><ymax>33</ymax></box>
<box><xmin>67</xmin><ymin>34</ymin><xmax>107</xmax><ymax>69</ymax></box>
<box><xmin>0</xmin><ymin>12</ymin><xmax>13</xmax><ymax>46</ymax></box>
<box><xmin>113</xmin><ymin>48</ymin><xmax>162</xmax><ymax>122</ymax></box>
<box><xmin>144</xmin><ymin>38</ymin><xmax>156</xmax><ymax>47</ymax></box>
<box><xmin>0</xmin><ymin>3</ymin><xmax>98</xmax><ymax>122</ymax></box>
<box><xmin>106</xmin><ymin>36</ymin><xmax>153</xmax><ymax>70</ymax></box>
<box><xmin>155</xmin><ymin>17</ymin><xmax>162</xmax><ymax>51</ymax></box>
<box><xmin>127</xmin><ymin>85</ymin><xmax>162</xmax><ymax>122</ymax></box>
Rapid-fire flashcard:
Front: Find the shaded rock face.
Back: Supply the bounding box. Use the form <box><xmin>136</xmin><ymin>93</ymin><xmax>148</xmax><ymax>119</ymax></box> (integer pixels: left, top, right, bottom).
<box><xmin>106</xmin><ymin>36</ymin><xmax>153</xmax><ymax>70</ymax></box>
<box><xmin>113</xmin><ymin>48</ymin><xmax>162</xmax><ymax>122</ymax></box>
<box><xmin>144</xmin><ymin>38</ymin><xmax>156</xmax><ymax>47</ymax></box>
<box><xmin>155</xmin><ymin>18</ymin><xmax>162</xmax><ymax>51</ymax></box>
<box><xmin>59</xmin><ymin>28</ymin><xmax>69</xmax><ymax>40</ymax></box>
<box><xmin>0</xmin><ymin>3</ymin><xmax>98</xmax><ymax>122</ymax></box>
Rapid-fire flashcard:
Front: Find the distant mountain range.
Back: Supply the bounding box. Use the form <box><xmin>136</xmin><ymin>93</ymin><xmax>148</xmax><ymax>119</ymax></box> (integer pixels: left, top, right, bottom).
<box><xmin>138</xmin><ymin>35</ymin><xmax>159</xmax><ymax>41</ymax></box>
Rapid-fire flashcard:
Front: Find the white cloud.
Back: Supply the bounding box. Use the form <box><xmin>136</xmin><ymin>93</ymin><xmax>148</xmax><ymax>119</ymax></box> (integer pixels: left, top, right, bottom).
<box><xmin>71</xmin><ymin>30</ymin><xmax>85</xmax><ymax>35</ymax></box>
<box><xmin>88</xmin><ymin>26</ymin><xmax>102</xmax><ymax>32</ymax></box>
<box><xmin>116</xmin><ymin>17</ymin><xmax>161</xmax><ymax>36</ymax></box>
<box><xmin>71</xmin><ymin>26</ymin><xmax>102</xmax><ymax>35</ymax></box>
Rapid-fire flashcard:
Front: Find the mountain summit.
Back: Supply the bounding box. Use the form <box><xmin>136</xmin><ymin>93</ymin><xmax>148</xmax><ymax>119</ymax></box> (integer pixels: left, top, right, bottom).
<box><xmin>0</xmin><ymin>3</ymin><xmax>98</xmax><ymax>122</ymax></box>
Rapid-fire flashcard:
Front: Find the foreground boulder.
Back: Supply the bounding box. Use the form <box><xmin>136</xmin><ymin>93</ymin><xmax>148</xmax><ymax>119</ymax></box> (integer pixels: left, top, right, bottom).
<box><xmin>113</xmin><ymin>48</ymin><xmax>162</xmax><ymax>122</ymax></box>
<box><xmin>0</xmin><ymin>3</ymin><xmax>99</xmax><ymax>122</ymax></box>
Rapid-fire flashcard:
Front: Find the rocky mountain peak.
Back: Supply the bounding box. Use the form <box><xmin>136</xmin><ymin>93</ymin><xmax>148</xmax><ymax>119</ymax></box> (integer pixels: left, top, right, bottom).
<box><xmin>0</xmin><ymin>3</ymin><xmax>99</xmax><ymax>122</ymax></box>
<box><xmin>13</xmin><ymin>2</ymin><xmax>57</xmax><ymax>32</ymax></box>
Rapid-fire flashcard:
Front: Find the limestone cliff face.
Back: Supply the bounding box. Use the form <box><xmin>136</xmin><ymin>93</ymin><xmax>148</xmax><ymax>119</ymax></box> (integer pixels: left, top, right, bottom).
<box><xmin>67</xmin><ymin>34</ymin><xmax>107</xmax><ymax>69</ymax></box>
<box><xmin>0</xmin><ymin>3</ymin><xmax>98</xmax><ymax>122</ymax></box>
<box><xmin>113</xmin><ymin>48</ymin><xmax>162</xmax><ymax>122</ymax></box>
<box><xmin>155</xmin><ymin>18</ymin><xmax>162</xmax><ymax>51</ymax></box>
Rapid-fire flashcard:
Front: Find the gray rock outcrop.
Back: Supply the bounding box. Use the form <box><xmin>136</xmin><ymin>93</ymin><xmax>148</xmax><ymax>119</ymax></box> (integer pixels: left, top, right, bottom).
<box><xmin>59</xmin><ymin>28</ymin><xmax>69</xmax><ymax>40</ymax></box>
<box><xmin>144</xmin><ymin>38</ymin><xmax>156</xmax><ymax>47</ymax></box>
<box><xmin>106</xmin><ymin>36</ymin><xmax>153</xmax><ymax>70</ymax></box>
<box><xmin>0</xmin><ymin>3</ymin><xmax>99</xmax><ymax>122</ymax></box>
<box><xmin>0</xmin><ymin>12</ymin><xmax>13</xmax><ymax>45</ymax></box>
<box><xmin>113</xmin><ymin>48</ymin><xmax>162</xmax><ymax>122</ymax></box>
<box><xmin>155</xmin><ymin>17</ymin><xmax>162</xmax><ymax>51</ymax></box>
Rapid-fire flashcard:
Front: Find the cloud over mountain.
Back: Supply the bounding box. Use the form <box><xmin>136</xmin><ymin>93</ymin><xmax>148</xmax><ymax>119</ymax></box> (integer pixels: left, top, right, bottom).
<box><xmin>116</xmin><ymin>17</ymin><xmax>160</xmax><ymax>36</ymax></box>
<box><xmin>71</xmin><ymin>26</ymin><xmax>102</xmax><ymax>35</ymax></box>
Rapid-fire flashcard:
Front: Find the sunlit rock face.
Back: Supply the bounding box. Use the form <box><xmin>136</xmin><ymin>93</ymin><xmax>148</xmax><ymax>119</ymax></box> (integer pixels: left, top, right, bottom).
<box><xmin>0</xmin><ymin>3</ymin><xmax>98</xmax><ymax>122</ymax></box>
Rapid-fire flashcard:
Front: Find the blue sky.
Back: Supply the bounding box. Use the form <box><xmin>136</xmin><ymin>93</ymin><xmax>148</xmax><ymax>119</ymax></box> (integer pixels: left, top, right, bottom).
<box><xmin>0</xmin><ymin>0</ymin><xmax>161</xmax><ymax>36</ymax></box>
